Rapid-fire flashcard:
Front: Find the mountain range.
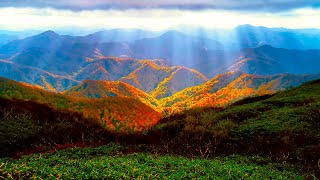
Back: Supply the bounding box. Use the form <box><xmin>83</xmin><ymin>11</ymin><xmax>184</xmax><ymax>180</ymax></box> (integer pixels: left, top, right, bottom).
<box><xmin>227</xmin><ymin>45</ymin><xmax>320</xmax><ymax>75</ymax></box>
<box><xmin>172</xmin><ymin>24</ymin><xmax>320</xmax><ymax>50</ymax></box>
<box><xmin>1</xmin><ymin>25</ymin><xmax>320</xmax><ymax>77</ymax></box>
<box><xmin>1</xmin><ymin>30</ymin><xmax>320</xmax><ymax>95</ymax></box>
<box><xmin>0</xmin><ymin>26</ymin><xmax>320</xmax><ymax>117</ymax></box>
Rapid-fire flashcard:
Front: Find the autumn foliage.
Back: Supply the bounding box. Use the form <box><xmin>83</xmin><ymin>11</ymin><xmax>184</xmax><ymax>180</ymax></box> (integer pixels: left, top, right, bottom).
<box><xmin>0</xmin><ymin>77</ymin><xmax>161</xmax><ymax>131</ymax></box>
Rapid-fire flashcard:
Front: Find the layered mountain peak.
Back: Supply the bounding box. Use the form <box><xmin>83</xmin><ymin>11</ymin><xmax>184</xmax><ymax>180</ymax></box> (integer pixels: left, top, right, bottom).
<box><xmin>38</xmin><ymin>30</ymin><xmax>59</xmax><ymax>38</ymax></box>
<box><xmin>81</xmin><ymin>28</ymin><xmax>159</xmax><ymax>43</ymax></box>
<box><xmin>158</xmin><ymin>30</ymin><xmax>188</xmax><ymax>39</ymax></box>
<box><xmin>23</xmin><ymin>30</ymin><xmax>61</xmax><ymax>44</ymax></box>
<box><xmin>256</xmin><ymin>44</ymin><xmax>275</xmax><ymax>49</ymax></box>
<box><xmin>235</xmin><ymin>24</ymin><xmax>268</xmax><ymax>31</ymax></box>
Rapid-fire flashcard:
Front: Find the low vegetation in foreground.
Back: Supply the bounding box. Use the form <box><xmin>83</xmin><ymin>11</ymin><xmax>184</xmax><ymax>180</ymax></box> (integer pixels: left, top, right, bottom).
<box><xmin>0</xmin><ymin>144</ymin><xmax>302</xmax><ymax>179</ymax></box>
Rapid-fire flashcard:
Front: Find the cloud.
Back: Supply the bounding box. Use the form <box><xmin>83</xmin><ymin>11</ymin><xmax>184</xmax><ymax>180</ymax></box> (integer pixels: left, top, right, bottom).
<box><xmin>0</xmin><ymin>0</ymin><xmax>320</xmax><ymax>12</ymax></box>
<box><xmin>0</xmin><ymin>7</ymin><xmax>319</xmax><ymax>31</ymax></box>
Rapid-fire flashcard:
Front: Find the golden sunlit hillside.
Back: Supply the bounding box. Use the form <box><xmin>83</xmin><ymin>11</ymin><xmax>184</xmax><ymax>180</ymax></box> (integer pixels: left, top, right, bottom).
<box><xmin>150</xmin><ymin>66</ymin><xmax>208</xmax><ymax>99</ymax></box>
<box><xmin>0</xmin><ymin>77</ymin><xmax>161</xmax><ymax>131</ymax></box>
<box><xmin>159</xmin><ymin>72</ymin><xmax>320</xmax><ymax>112</ymax></box>
<box><xmin>119</xmin><ymin>60</ymin><xmax>174</xmax><ymax>93</ymax></box>
<box><xmin>64</xmin><ymin>80</ymin><xmax>159</xmax><ymax>109</ymax></box>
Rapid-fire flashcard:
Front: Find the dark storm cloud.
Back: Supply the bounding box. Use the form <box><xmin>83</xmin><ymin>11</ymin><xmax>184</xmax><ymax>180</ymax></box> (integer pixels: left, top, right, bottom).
<box><xmin>0</xmin><ymin>0</ymin><xmax>320</xmax><ymax>11</ymax></box>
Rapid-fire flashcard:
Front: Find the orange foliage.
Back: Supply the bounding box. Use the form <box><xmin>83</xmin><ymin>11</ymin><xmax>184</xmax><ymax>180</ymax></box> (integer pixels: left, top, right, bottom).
<box><xmin>159</xmin><ymin>72</ymin><xmax>282</xmax><ymax>112</ymax></box>
<box><xmin>0</xmin><ymin>77</ymin><xmax>161</xmax><ymax>131</ymax></box>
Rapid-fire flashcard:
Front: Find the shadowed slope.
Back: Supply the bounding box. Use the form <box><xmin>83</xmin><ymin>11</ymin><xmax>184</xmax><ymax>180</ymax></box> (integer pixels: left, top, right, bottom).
<box><xmin>0</xmin><ymin>97</ymin><xmax>110</xmax><ymax>157</ymax></box>
<box><xmin>0</xmin><ymin>60</ymin><xmax>79</xmax><ymax>92</ymax></box>
<box><xmin>227</xmin><ymin>45</ymin><xmax>320</xmax><ymax>75</ymax></box>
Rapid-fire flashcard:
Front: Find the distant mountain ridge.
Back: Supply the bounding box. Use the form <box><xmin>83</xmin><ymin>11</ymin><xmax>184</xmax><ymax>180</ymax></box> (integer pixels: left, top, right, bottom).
<box><xmin>172</xmin><ymin>24</ymin><xmax>320</xmax><ymax>50</ymax></box>
<box><xmin>227</xmin><ymin>45</ymin><xmax>320</xmax><ymax>75</ymax></box>
<box><xmin>1</xmin><ymin>28</ymin><xmax>320</xmax><ymax>78</ymax></box>
<box><xmin>81</xmin><ymin>28</ymin><xmax>161</xmax><ymax>43</ymax></box>
<box><xmin>233</xmin><ymin>24</ymin><xmax>320</xmax><ymax>49</ymax></box>
<box><xmin>0</xmin><ymin>29</ymin><xmax>227</xmax><ymax>78</ymax></box>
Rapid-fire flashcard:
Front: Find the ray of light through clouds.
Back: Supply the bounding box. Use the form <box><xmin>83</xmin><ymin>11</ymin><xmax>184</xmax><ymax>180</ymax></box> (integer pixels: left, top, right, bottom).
<box><xmin>0</xmin><ymin>0</ymin><xmax>319</xmax><ymax>31</ymax></box>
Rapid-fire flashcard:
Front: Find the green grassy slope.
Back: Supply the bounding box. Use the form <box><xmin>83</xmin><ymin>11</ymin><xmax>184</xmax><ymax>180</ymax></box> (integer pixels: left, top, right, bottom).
<box><xmin>146</xmin><ymin>79</ymin><xmax>320</xmax><ymax>177</ymax></box>
<box><xmin>0</xmin><ymin>144</ymin><xmax>302</xmax><ymax>179</ymax></box>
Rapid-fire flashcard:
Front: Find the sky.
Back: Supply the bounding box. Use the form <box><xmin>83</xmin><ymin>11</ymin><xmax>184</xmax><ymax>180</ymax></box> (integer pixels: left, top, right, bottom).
<box><xmin>0</xmin><ymin>0</ymin><xmax>320</xmax><ymax>31</ymax></box>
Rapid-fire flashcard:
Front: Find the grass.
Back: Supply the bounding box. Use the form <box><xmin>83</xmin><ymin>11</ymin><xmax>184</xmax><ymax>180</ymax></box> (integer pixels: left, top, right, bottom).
<box><xmin>0</xmin><ymin>144</ymin><xmax>302</xmax><ymax>179</ymax></box>
<box><xmin>144</xmin><ymin>79</ymin><xmax>320</xmax><ymax>177</ymax></box>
